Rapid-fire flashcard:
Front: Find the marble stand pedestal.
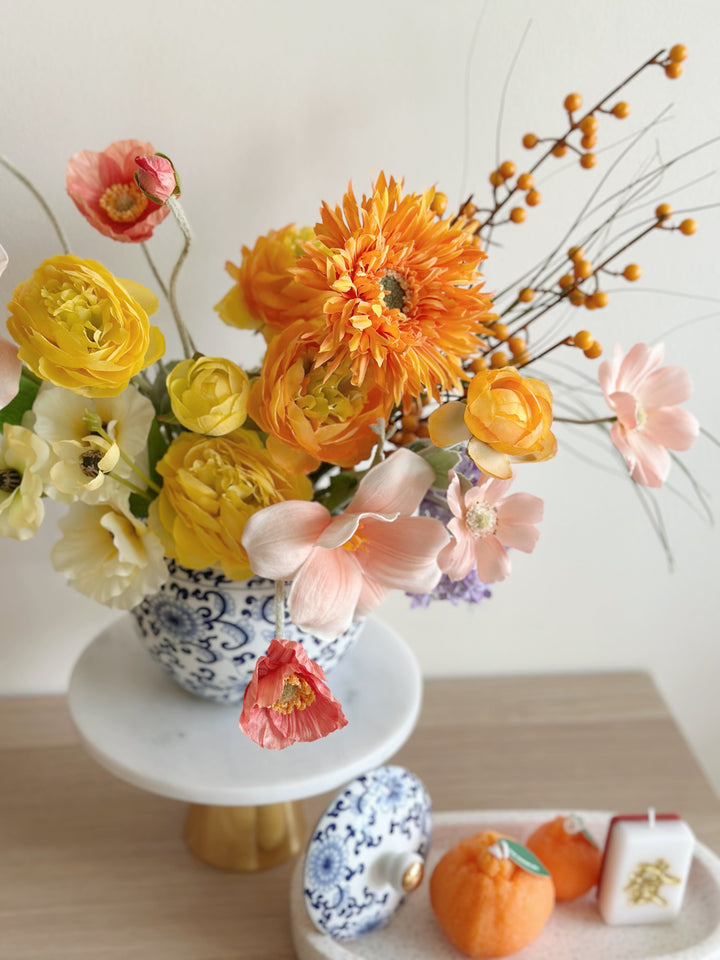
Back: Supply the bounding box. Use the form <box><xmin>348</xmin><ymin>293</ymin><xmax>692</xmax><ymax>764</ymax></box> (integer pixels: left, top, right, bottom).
<box><xmin>67</xmin><ymin>616</ymin><xmax>422</xmax><ymax>871</ymax></box>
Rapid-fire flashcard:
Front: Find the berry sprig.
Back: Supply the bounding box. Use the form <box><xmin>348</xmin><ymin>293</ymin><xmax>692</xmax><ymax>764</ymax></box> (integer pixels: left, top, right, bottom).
<box><xmin>466</xmin><ymin>46</ymin><xmax>683</xmax><ymax>240</ymax></box>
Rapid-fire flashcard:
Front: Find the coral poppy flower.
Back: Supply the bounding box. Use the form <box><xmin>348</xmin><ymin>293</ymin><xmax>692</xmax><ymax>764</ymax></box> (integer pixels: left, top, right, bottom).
<box><xmin>241</xmin><ymin>448</ymin><xmax>449</xmax><ymax>639</ymax></box>
<box><xmin>438</xmin><ymin>471</ymin><xmax>543</xmax><ymax>583</ymax></box>
<box><xmin>599</xmin><ymin>343</ymin><xmax>699</xmax><ymax>487</ymax></box>
<box><xmin>66</xmin><ymin>139</ymin><xmax>170</xmax><ymax>242</ymax></box>
<box><xmin>239</xmin><ymin>638</ymin><xmax>347</xmax><ymax>749</ymax></box>
<box><xmin>293</xmin><ymin>173</ymin><xmax>495</xmax><ymax>405</ymax></box>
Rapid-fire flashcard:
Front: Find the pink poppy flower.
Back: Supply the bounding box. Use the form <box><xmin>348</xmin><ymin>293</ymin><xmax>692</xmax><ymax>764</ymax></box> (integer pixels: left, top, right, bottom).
<box><xmin>134</xmin><ymin>154</ymin><xmax>179</xmax><ymax>204</ymax></box>
<box><xmin>66</xmin><ymin>139</ymin><xmax>170</xmax><ymax>242</ymax></box>
<box><xmin>239</xmin><ymin>638</ymin><xmax>347</xmax><ymax>749</ymax></box>
<box><xmin>241</xmin><ymin>448</ymin><xmax>449</xmax><ymax>639</ymax></box>
<box><xmin>438</xmin><ymin>471</ymin><xmax>543</xmax><ymax>583</ymax></box>
<box><xmin>599</xmin><ymin>343</ymin><xmax>699</xmax><ymax>488</ymax></box>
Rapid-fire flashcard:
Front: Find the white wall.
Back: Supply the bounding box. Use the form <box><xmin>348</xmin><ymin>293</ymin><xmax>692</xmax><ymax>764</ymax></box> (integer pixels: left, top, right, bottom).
<box><xmin>1</xmin><ymin>1</ymin><xmax>719</xmax><ymax>789</ymax></box>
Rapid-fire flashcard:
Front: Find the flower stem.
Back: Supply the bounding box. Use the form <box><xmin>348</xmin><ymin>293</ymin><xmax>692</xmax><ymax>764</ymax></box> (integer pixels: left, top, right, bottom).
<box><xmin>0</xmin><ymin>153</ymin><xmax>71</xmax><ymax>255</ymax></box>
<box><xmin>109</xmin><ymin>474</ymin><xmax>153</xmax><ymax>501</ymax></box>
<box><xmin>92</xmin><ymin>422</ymin><xmax>161</xmax><ymax>493</ymax></box>
<box><xmin>274</xmin><ymin>580</ymin><xmax>286</xmax><ymax>639</ymax></box>
<box><xmin>166</xmin><ymin>196</ymin><xmax>196</xmax><ymax>359</ymax></box>
<box><xmin>554</xmin><ymin>415</ymin><xmax>617</xmax><ymax>424</ymax></box>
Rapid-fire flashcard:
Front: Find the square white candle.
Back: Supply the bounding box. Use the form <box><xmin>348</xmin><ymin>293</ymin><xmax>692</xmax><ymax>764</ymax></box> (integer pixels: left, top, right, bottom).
<box><xmin>598</xmin><ymin>812</ymin><xmax>695</xmax><ymax>925</ymax></box>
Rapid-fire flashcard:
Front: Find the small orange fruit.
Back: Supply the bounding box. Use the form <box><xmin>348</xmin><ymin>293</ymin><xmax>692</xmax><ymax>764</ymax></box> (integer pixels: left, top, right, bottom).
<box><xmin>526</xmin><ymin>816</ymin><xmax>602</xmax><ymax>901</ymax></box>
<box><xmin>430</xmin><ymin>830</ymin><xmax>555</xmax><ymax>958</ymax></box>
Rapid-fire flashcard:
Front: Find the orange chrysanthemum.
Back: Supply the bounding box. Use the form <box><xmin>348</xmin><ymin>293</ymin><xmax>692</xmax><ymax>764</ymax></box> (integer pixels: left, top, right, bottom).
<box><xmin>293</xmin><ymin>173</ymin><xmax>495</xmax><ymax>405</ymax></box>
<box><xmin>215</xmin><ymin>224</ymin><xmax>320</xmax><ymax>341</ymax></box>
<box><xmin>248</xmin><ymin>319</ymin><xmax>393</xmax><ymax>469</ymax></box>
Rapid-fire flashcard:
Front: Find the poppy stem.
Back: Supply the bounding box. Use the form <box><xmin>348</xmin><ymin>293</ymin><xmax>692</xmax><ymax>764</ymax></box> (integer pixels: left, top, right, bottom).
<box><xmin>166</xmin><ymin>196</ymin><xmax>196</xmax><ymax>359</ymax></box>
<box><xmin>275</xmin><ymin>580</ymin><xmax>286</xmax><ymax>639</ymax></box>
<box><xmin>0</xmin><ymin>153</ymin><xmax>71</xmax><ymax>255</ymax></box>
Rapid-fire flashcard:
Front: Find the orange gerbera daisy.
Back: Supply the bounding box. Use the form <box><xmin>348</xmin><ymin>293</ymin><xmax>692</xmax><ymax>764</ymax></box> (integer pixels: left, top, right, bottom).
<box><xmin>293</xmin><ymin>173</ymin><xmax>495</xmax><ymax>405</ymax></box>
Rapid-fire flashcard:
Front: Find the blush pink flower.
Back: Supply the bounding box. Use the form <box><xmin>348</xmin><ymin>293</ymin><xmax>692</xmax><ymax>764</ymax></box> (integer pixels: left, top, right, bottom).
<box><xmin>66</xmin><ymin>139</ymin><xmax>170</xmax><ymax>242</ymax></box>
<box><xmin>134</xmin><ymin>154</ymin><xmax>179</xmax><ymax>204</ymax></box>
<box><xmin>241</xmin><ymin>448</ymin><xmax>450</xmax><ymax>639</ymax></box>
<box><xmin>599</xmin><ymin>343</ymin><xmax>699</xmax><ymax>488</ymax></box>
<box><xmin>0</xmin><ymin>245</ymin><xmax>21</xmax><ymax>407</ymax></box>
<box><xmin>438</xmin><ymin>471</ymin><xmax>543</xmax><ymax>583</ymax></box>
<box><xmin>239</xmin><ymin>638</ymin><xmax>347</xmax><ymax>749</ymax></box>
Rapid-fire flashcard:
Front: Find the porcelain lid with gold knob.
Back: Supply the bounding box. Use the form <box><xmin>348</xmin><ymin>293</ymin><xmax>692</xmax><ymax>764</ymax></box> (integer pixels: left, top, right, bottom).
<box><xmin>302</xmin><ymin>765</ymin><xmax>432</xmax><ymax>940</ymax></box>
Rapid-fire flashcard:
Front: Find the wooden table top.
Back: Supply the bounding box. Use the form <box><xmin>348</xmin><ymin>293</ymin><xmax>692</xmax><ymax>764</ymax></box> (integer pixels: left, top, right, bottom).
<box><xmin>1</xmin><ymin>672</ymin><xmax>718</xmax><ymax>959</ymax></box>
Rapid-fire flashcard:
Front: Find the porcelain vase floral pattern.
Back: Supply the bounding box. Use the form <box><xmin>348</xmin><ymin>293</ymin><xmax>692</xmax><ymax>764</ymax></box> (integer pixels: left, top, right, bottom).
<box><xmin>131</xmin><ymin>560</ymin><xmax>363</xmax><ymax>704</ymax></box>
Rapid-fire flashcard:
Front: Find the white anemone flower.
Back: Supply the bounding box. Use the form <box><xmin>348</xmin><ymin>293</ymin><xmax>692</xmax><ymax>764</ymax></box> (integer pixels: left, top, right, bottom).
<box><xmin>0</xmin><ymin>423</ymin><xmax>51</xmax><ymax>540</ymax></box>
<box><xmin>51</xmin><ymin>497</ymin><xmax>169</xmax><ymax>609</ymax></box>
<box><xmin>48</xmin><ymin>434</ymin><xmax>122</xmax><ymax>504</ymax></box>
<box><xmin>29</xmin><ymin>383</ymin><xmax>155</xmax><ymax>479</ymax></box>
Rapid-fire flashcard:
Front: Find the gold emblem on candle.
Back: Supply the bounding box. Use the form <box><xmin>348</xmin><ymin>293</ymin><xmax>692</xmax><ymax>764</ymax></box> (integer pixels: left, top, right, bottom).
<box><xmin>624</xmin><ymin>858</ymin><xmax>681</xmax><ymax>906</ymax></box>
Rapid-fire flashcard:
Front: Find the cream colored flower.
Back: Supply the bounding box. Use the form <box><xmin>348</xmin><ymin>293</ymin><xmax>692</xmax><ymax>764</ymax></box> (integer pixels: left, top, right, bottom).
<box><xmin>48</xmin><ymin>434</ymin><xmax>121</xmax><ymax>504</ymax></box>
<box><xmin>166</xmin><ymin>356</ymin><xmax>250</xmax><ymax>436</ymax></box>
<box><xmin>51</xmin><ymin>498</ymin><xmax>169</xmax><ymax>609</ymax></box>
<box><xmin>0</xmin><ymin>424</ymin><xmax>51</xmax><ymax>540</ymax></box>
<box><xmin>29</xmin><ymin>383</ymin><xmax>154</xmax><ymax>462</ymax></box>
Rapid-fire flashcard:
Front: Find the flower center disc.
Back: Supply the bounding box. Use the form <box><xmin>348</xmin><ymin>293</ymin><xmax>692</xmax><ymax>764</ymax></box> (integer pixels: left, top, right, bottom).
<box><xmin>99</xmin><ymin>181</ymin><xmax>149</xmax><ymax>223</ymax></box>
<box><xmin>465</xmin><ymin>500</ymin><xmax>497</xmax><ymax>538</ymax></box>
<box><xmin>272</xmin><ymin>674</ymin><xmax>316</xmax><ymax>715</ymax></box>
<box><xmin>379</xmin><ymin>270</ymin><xmax>410</xmax><ymax>313</ymax></box>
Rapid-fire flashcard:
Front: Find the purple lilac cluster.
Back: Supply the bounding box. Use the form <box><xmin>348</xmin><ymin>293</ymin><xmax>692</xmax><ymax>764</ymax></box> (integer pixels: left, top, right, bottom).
<box><xmin>407</xmin><ymin>569</ymin><xmax>492</xmax><ymax>609</ymax></box>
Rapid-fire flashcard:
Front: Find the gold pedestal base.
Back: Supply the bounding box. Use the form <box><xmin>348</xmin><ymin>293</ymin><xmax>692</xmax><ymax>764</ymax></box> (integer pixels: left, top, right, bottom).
<box><xmin>184</xmin><ymin>801</ymin><xmax>305</xmax><ymax>872</ymax></box>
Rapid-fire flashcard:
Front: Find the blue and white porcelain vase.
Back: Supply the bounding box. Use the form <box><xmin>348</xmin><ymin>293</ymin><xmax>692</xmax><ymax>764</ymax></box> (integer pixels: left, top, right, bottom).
<box><xmin>130</xmin><ymin>560</ymin><xmax>363</xmax><ymax>704</ymax></box>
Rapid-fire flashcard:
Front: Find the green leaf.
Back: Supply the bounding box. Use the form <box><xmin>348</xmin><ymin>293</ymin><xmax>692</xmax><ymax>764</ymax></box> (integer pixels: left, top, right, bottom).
<box><xmin>0</xmin><ymin>371</ymin><xmax>40</xmax><ymax>428</ymax></box>
<box><xmin>504</xmin><ymin>840</ymin><xmax>551</xmax><ymax>877</ymax></box>
<box><xmin>581</xmin><ymin>828</ymin><xmax>600</xmax><ymax>849</ymax></box>
<box><xmin>408</xmin><ymin>441</ymin><xmax>462</xmax><ymax>489</ymax></box>
<box><xmin>146</xmin><ymin>418</ymin><xmax>168</xmax><ymax>489</ymax></box>
<box><xmin>129</xmin><ymin>492</ymin><xmax>149</xmax><ymax>520</ymax></box>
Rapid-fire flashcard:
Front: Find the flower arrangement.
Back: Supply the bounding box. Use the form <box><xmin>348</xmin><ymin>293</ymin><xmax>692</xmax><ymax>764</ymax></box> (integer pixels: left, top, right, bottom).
<box><xmin>0</xmin><ymin>44</ymin><xmax>706</xmax><ymax>748</ymax></box>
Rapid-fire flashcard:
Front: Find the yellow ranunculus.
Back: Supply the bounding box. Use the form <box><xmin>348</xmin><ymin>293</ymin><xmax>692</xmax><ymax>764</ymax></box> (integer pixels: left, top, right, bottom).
<box><xmin>6</xmin><ymin>255</ymin><xmax>164</xmax><ymax>398</ymax></box>
<box><xmin>150</xmin><ymin>429</ymin><xmax>312</xmax><ymax>580</ymax></box>
<box><xmin>166</xmin><ymin>356</ymin><xmax>250</xmax><ymax>436</ymax></box>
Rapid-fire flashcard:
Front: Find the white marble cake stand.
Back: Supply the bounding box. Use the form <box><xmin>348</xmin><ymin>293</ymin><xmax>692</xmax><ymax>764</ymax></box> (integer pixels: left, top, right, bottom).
<box><xmin>67</xmin><ymin>616</ymin><xmax>422</xmax><ymax>871</ymax></box>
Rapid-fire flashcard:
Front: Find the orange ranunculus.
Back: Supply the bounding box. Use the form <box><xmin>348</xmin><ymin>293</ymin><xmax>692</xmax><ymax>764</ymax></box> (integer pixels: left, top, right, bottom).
<box><xmin>247</xmin><ymin>319</ymin><xmax>393</xmax><ymax>469</ymax></box>
<box><xmin>214</xmin><ymin>224</ymin><xmax>319</xmax><ymax>340</ymax></box>
<box><xmin>429</xmin><ymin>367</ymin><xmax>556</xmax><ymax>479</ymax></box>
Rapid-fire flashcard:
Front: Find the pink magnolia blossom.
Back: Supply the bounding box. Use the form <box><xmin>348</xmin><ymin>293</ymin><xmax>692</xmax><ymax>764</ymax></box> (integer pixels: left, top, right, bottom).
<box><xmin>134</xmin><ymin>154</ymin><xmax>179</xmax><ymax>204</ymax></box>
<box><xmin>239</xmin><ymin>638</ymin><xmax>347</xmax><ymax>749</ymax></box>
<box><xmin>241</xmin><ymin>448</ymin><xmax>449</xmax><ymax>639</ymax></box>
<box><xmin>599</xmin><ymin>343</ymin><xmax>699</xmax><ymax>488</ymax></box>
<box><xmin>66</xmin><ymin>139</ymin><xmax>170</xmax><ymax>242</ymax></box>
<box><xmin>0</xmin><ymin>246</ymin><xmax>21</xmax><ymax>407</ymax></box>
<box><xmin>438</xmin><ymin>471</ymin><xmax>543</xmax><ymax>583</ymax></box>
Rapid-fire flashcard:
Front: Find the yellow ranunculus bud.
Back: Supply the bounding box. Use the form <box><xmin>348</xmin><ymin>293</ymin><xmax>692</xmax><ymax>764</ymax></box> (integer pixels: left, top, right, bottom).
<box><xmin>6</xmin><ymin>255</ymin><xmax>164</xmax><ymax>398</ymax></box>
<box><xmin>166</xmin><ymin>356</ymin><xmax>250</xmax><ymax>436</ymax></box>
<box><xmin>150</xmin><ymin>429</ymin><xmax>312</xmax><ymax>580</ymax></box>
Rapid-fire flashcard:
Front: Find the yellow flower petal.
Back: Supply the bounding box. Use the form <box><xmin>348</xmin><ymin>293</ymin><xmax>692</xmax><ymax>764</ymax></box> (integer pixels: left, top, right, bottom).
<box><xmin>466</xmin><ymin>438</ymin><xmax>513</xmax><ymax>479</ymax></box>
<box><xmin>428</xmin><ymin>401</ymin><xmax>471</xmax><ymax>447</ymax></box>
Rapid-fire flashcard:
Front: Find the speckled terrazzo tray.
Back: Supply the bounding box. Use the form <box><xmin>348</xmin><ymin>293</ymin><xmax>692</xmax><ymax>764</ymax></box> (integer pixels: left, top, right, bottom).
<box><xmin>290</xmin><ymin>810</ymin><xmax>720</xmax><ymax>960</ymax></box>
